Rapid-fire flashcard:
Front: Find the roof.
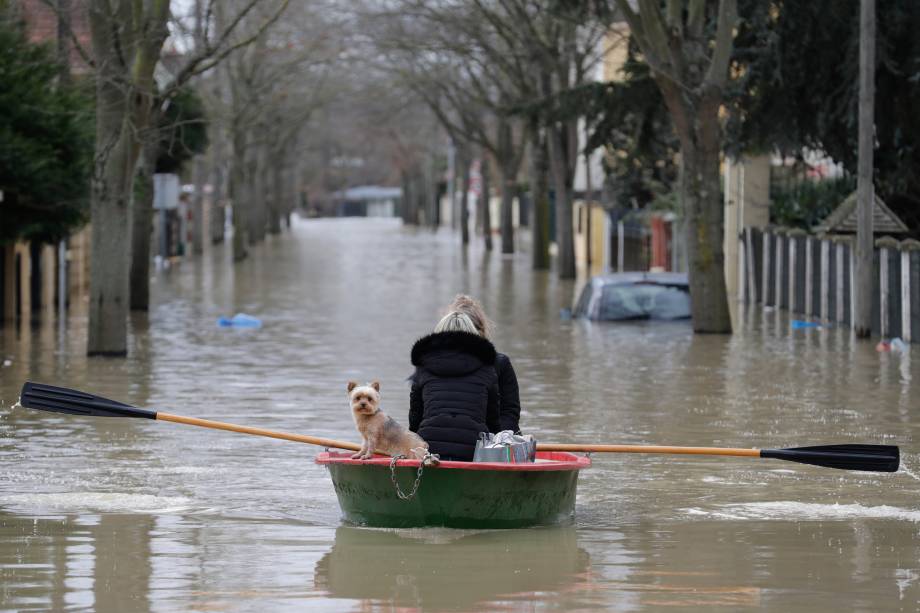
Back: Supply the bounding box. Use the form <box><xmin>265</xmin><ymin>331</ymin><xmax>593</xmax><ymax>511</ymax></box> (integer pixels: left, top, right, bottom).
<box><xmin>813</xmin><ymin>190</ymin><xmax>909</xmax><ymax>235</ymax></box>
<box><xmin>332</xmin><ymin>186</ymin><xmax>402</xmax><ymax>201</ymax></box>
<box><xmin>589</xmin><ymin>272</ymin><xmax>688</xmax><ymax>288</ymax></box>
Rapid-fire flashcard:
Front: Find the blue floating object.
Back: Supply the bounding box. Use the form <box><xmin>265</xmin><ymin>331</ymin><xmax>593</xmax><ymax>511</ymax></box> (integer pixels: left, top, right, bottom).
<box><xmin>217</xmin><ymin>313</ymin><xmax>262</xmax><ymax>328</ymax></box>
<box><xmin>791</xmin><ymin>319</ymin><xmax>820</xmax><ymax>329</ymax></box>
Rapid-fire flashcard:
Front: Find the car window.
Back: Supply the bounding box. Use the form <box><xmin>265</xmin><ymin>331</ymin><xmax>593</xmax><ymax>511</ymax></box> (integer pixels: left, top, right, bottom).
<box><xmin>599</xmin><ymin>284</ymin><xmax>691</xmax><ymax>320</ymax></box>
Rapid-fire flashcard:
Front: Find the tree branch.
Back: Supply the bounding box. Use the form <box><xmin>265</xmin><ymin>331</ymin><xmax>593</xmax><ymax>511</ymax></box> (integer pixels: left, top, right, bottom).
<box><xmin>161</xmin><ymin>0</ymin><xmax>291</xmax><ymax>101</ymax></box>
<box><xmin>687</xmin><ymin>0</ymin><xmax>705</xmax><ymax>39</ymax></box>
<box><xmin>703</xmin><ymin>0</ymin><xmax>738</xmax><ymax>88</ymax></box>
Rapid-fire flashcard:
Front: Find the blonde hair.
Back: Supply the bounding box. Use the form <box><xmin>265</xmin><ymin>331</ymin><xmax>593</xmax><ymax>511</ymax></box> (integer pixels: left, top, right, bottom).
<box><xmin>434</xmin><ymin>311</ymin><xmax>479</xmax><ymax>335</ymax></box>
<box><xmin>449</xmin><ymin>294</ymin><xmax>494</xmax><ymax>338</ymax></box>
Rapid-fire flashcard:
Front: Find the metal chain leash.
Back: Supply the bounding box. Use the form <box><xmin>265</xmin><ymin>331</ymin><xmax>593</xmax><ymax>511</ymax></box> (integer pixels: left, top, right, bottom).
<box><xmin>389</xmin><ymin>454</ymin><xmax>430</xmax><ymax>501</ymax></box>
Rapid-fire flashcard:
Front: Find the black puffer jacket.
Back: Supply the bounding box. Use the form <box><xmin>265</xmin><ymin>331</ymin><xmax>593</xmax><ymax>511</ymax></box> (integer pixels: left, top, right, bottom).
<box><xmin>408</xmin><ymin>331</ymin><xmax>500</xmax><ymax>461</ymax></box>
<box><xmin>495</xmin><ymin>353</ymin><xmax>521</xmax><ymax>433</ymax></box>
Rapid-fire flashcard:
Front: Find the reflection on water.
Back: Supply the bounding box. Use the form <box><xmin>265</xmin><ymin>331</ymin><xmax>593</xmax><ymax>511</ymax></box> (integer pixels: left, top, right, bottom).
<box><xmin>2</xmin><ymin>218</ymin><xmax>920</xmax><ymax>611</ymax></box>
<box><xmin>314</xmin><ymin>527</ymin><xmax>591</xmax><ymax>610</ymax></box>
<box><xmin>0</xmin><ymin>514</ymin><xmax>154</xmax><ymax>612</ymax></box>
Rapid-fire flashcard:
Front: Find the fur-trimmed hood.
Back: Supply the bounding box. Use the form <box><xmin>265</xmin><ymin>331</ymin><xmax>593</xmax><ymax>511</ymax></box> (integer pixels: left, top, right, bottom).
<box><xmin>411</xmin><ymin>331</ymin><xmax>496</xmax><ymax>376</ymax></box>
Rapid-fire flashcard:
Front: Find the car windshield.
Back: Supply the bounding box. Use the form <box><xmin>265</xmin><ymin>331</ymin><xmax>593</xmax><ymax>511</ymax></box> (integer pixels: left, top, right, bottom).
<box><xmin>598</xmin><ymin>283</ymin><xmax>691</xmax><ymax>320</ymax></box>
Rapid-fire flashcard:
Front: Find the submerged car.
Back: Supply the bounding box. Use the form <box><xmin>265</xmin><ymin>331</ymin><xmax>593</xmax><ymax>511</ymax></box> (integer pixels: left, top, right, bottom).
<box><xmin>572</xmin><ymin>272</ymin><xmax>691</xmax><ymax>321</ymax></box>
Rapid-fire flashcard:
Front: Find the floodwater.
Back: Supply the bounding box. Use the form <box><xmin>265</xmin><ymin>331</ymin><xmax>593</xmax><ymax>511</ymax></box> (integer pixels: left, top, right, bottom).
<box><xmin>1</xmin><ymin>217</ymin><xmax>919</xmax><ymax>612</ymax></box>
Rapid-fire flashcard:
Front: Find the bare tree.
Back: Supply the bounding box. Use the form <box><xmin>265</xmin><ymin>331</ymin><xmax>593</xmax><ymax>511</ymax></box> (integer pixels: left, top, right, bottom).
<box><xmin>516</xmin><ymin>2</ymin><xmax>607</xmax><ymax>278</ymax></box>
<box><xmin>368</xmin><ymin>0</ymin><xmax>604</xmax><ymax>272</ymax></box>
<box><xmin>128</xmin><ymin>0</ymin><xmax>291</xmax><ymax>309</ymax></box>
<box><xmin>613</xmin><ymin>0</ymin><xmax>737</xmax><ymax>333</ymax></box>
<box><xmin>80</xmin><ymin>0</ymin><xmax>290</xmax><ymax>352</ymax></box>
<box><xmin>368</xmin><ymin>2</ymin><xmax>530</xmax><ymax>252</ymax></box>
<box><xmin>203</xmin><ymin>0</ymin><xmax>336</xmax><ymax>260</ymax></box>
<box><xmin>86</xmin><ymin>0</ymin><xmax>171</xmax><ymax>355</ymax></box>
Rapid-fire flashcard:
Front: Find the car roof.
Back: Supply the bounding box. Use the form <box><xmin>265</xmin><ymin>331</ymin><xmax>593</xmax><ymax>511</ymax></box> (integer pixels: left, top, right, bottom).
<box><xmin>589</xmin><ymin>272</ymin><xmax>689</xmax><ymax>288</ymax></box>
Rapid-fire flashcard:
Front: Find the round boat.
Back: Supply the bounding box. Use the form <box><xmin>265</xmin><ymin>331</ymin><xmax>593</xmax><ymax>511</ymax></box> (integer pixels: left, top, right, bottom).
<box><xmin>316</xmin><ymin>451</ymin><xmax>591</xmax><ymax>529</ymax></box>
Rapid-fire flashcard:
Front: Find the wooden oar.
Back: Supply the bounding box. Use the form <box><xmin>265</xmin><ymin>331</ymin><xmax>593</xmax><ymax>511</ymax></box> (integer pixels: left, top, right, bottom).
<box><xmin>537</xmin><ymin>443</ymin><xmax>899</xmax><ymax>472</ymax></box>
<box><xmin>18</xmin><ymin>382</ymin><xmax>899</xmax><ymax>472</ymax></box>
<box><xmin>19</xmin><ymin>381</ymin><xmax>363</xmax><ymax>453</ymax></box>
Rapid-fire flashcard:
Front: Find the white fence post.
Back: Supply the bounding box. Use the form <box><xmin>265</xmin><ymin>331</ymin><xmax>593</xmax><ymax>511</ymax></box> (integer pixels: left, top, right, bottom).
<box><xmin>762</xmin><ymin>231</ymin><xmax>772</xmax><ymax>308</ymax></box>
<box><xmin>746</xmin><ymin>228</ymin><xmax>757</xmax><ymax>303</ymax></box>
<box><xmin>738</xmin><ymin>236</ymin><xmax>746</xmax><ymax>302</ymax></box>
<box><xmin>836</xmin><ymin>241</ymin><xmax>845</xmax><ymax>324</ymax></box>
<box><xmin>879</xmin><ymin>245</ymin><xmax>889</xmax><ymax>338</ymax></box>
<box><xmin>820</xmin><ymin>239</ymin><xmax>830</xmax><ymax>322</ymax></box>
<box><xmin>788</xmin><ymin>234</ymin><xmax>798</xmax><ymax>313</ymax></box>
<box><xmin>902</xmin><ymin>248</ymin><xmax>912</xmax><ymax>343</ymax></box>
<box><xmin>849</xmin><ymin>243</ymin><xmax>856</xmax><ymax>327</ymax></box>
<box><xmin>805</xmin><ymin>236</ymin><xmax>813</xmax><ymax>316</ymax></box>
<box><xmin>775</xmin><ymin>232</ymin><xmax>784</xmax><ymax>309</ymax></box>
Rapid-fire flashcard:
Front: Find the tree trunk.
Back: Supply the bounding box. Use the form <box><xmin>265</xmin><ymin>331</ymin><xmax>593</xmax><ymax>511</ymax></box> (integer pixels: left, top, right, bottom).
<box><xmin>678</xmin><ymin>110</ymin><xmax>732</xmax><ymax>334</ymax></box>
<box><xmin>855</xmin><ymin>0</ymin><xmax>875</xmax><ymax>337</ymax></box>
<box><xmin>87</xmin><ymin>10</ymin><xmax>135</xmax><ymax>355</ymax></box>
<box><xmin>191</xmin><ymin>155</ymin><xmax>206</xmax><ymax>255</ymax></box>
<box><xmin>268</xmin><ymin>155</ymin><xmax>283</xmax><ymax>235</ymax></box>
<box><xmin>415</xmin><ymin>170</ymin><xmax>425</xmax><ymax>225</ymax></box>
<box><xmin>459</xmin><ymin>156</ymin><xmax>471</xmax><ymax>246</ymax></box>
<box><xmin>129</xmin><ymin>135</ymin><xmax>158</xmax><ymax>312</ymax></box>
<box><xmin>283</xmin><ymin>155</ymin><xmax>297</xmax><ymax>226</ymax></box>
<box><xmin>88</xmin><ymin>121</ymin><xmax>134</xmax><ymax>355</ymax></box>
<box><xmin>86</xmin><ymin>0</ymin><xmax>168</xmax><ymax>356</ymax></box>
<box><xmin>584</xmin><ymin>149</ymin><xmax>593</xmax><ymax>272</ymax></box>
<box><xmin>500</xmin><ymin>172</ymin><xmax>514</xmax><ymax>253</ymax></box>
<box><xmin>414</xmin><ymin>168</ymin><xmax>426</xmax><ymax>225</ymax></box>
<box><xmin>612</xmin><ymin>0</ymin><xmax>736</xmax><ymax>333</ymax></box>
<box><xmin>529</xmin><ymin>125</ymin><xmax>551</xmax><ymax>270</ymax></box>
<box><xmin>248</xmin><ymin>144</ymin><xmax>266</xmax><ymax>244</ymax></box>
<box><xmin>210</xmin><ymin>145</ymin><xmax>225</xmax><ymax>244</ymax></box>
<box><xmin>427</xmin><ymin>157</ymin><xmax>439</xmax><ymax>229</ymax></box>
<box><xmin>547</xmin><ymin>124</ymin><xmax>574</xmax><ymax>278</ymax></box>
<box><xmin>498</xmin><ymin>119</ymin><xmax>515</xmax><ymax>254</ymax></box>
<box><xmin>230</xmin><ymin>131</ymin><xmax>248</xmax><ymax>261</ymax></box>
<box><xmin>399</xmin><ymin>171</ymin><xmax>412</xmax><ymax>224</ymax></box>
<box><xmin>448</xmin><ymin>141</ymin><xmax>457</xmax><ymax>230</ymax></box>
<box><xmin>480</xmin><ymin>152</ymin><xmax>493</xmax><ymax>251</ymax></box>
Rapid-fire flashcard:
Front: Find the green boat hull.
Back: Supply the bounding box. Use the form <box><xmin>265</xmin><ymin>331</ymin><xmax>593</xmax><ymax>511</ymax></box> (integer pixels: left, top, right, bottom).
<box><xmin>319</xmin><ymin>452</ymin><xmax>587</xmax><ymax>529</ymax></box>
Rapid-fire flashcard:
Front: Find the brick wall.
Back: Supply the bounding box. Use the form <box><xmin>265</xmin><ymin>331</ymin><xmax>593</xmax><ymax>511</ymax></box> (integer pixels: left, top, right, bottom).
<box><xmin>17</xmin><ymin>0</ymin><xmax>91</xmax><ymax>74</ymax></box>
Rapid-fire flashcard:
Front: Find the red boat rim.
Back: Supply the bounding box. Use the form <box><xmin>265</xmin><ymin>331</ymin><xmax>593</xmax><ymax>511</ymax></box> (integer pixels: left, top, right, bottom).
<box><xmin>315</xmin><ymin>450</ymin><xmax>591</xmax><ymax>471</ymax></box>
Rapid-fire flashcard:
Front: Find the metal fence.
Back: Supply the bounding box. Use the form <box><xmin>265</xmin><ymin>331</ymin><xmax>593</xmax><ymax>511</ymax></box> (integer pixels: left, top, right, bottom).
<box><xmin>739</xmin><ymin>227</ymin><xmax>920</xmax><ymax>342</ymax></box>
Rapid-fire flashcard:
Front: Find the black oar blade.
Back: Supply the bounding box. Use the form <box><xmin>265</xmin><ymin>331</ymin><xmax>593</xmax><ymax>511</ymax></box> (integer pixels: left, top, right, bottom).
<box><xmin>761</xmin><ymin>444</ymin><xmax>899</xmax><ymax>473</ymax></box>
<box><xmin>19</xmin><ymin>382</ymin><xmax>156</xmax><ymax>419</ymax></box>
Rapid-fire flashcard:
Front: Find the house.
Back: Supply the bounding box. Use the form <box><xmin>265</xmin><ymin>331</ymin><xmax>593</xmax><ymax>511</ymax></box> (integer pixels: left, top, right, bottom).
<box><xmin>332</xmin><ymin>186</ymin><xmax>402</xmax><ymax>218</ymax></box>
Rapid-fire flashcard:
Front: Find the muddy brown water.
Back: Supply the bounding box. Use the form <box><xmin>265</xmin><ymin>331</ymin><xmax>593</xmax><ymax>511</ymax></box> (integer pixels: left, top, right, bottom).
<box><xmin>1</xmin><ymin>218</ymin><xmax>919</xmax><ymax>611</ymax></box>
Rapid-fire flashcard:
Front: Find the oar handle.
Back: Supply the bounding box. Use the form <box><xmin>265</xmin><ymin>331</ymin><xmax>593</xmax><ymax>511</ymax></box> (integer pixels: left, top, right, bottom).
<box><xmin>537</xmin><ymin>443</ymin><xmax>761</xmax><ymax>457</ymax></box>
<box><xmin>155</xmin><ymin>412</ymin><xmax>364</xmax><ymax>453</ymax></box>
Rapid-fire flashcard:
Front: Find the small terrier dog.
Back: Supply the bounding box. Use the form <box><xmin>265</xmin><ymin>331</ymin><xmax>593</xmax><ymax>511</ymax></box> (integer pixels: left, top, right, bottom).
<box><xmin>347</xmin><ymin>380</ymin><xmax>429</xmax><ymax>461</ymax></box>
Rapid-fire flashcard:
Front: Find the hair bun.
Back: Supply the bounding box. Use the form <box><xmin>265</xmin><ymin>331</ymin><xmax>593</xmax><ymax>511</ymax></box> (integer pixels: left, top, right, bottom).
<box><xmin>447</xmin><ymin>294</ymin><xmax>494</xmax><ymax>338</ymax></box>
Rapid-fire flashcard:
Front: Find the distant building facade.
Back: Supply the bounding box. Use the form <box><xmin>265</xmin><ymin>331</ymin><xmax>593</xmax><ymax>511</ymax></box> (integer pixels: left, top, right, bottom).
<box><xmin>332</xmin><ymin>186</ymin><xmax>402</xmax><ymax>218</ymax></box>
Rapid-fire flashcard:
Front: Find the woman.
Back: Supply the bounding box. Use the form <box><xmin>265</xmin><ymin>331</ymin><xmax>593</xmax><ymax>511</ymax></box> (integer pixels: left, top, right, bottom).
<box><xmin>408</xmin><ymin>311</ymin><xmax>500</xmax><ymax>461</ymax></box>
<box><xmin>449</xmin><ymin>295</ymin><xmax>522</xmax><ymax>434</ymax></box>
